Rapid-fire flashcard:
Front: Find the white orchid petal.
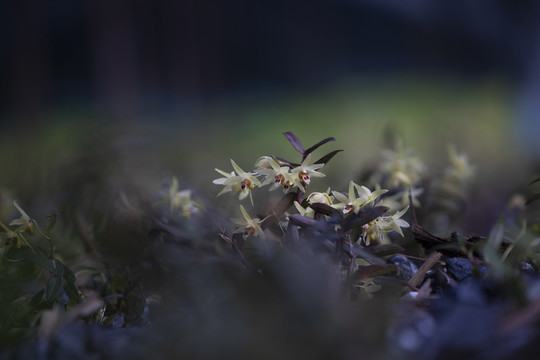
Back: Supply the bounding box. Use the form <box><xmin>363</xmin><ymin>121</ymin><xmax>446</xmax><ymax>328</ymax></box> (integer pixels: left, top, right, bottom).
<box><xmin>230</xmin><ymin>159</ymin><xmax>246</xmax><ymax>176</ymax></box>
<box><xmin>239</xmin><ymin>205</ymin><xmax>251</xmax><ymax>222</ymax></box>
<box><xmin>215</xmin><ymin>168</ymin><xmax>234</xmax><ymax>178</ymax></box>
<box><xmin>348</xmin><ymin>181</ymin><xmax>355</xmax><ymax>201</ymax></box>
<box><xmin>332</xmin><ymin>191</ymin><xmax>349</xmax><ymax>204</ymax></box>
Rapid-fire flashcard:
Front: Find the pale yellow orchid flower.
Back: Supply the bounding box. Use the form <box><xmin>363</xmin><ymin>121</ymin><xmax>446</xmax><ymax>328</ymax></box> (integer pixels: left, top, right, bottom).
<box><xmin>332</xmin><ymin>181</ymin><xmax>387</xmax><ymax>215</ymax></box>
<box><xmin>213</xmin><ymin>159</ymin><xmax>261</xmax><ymax>203</ymax></box>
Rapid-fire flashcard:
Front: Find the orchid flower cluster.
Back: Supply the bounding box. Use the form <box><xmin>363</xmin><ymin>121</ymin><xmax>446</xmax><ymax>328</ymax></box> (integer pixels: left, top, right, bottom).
<box><xmin>213</xmin><ymin>153</ymin><xmax>325</xmax><ymax>205</ymax></box>
<box><xmin>212</xmin><ymin>132</ymin><xmax>410</xmax><ymax>250</ymax></box>
<box><xmin>168</xmin><ymin>176</ymin><xmax>199</xmax><ymax>218</ymax></box>
<box><xmin>369</xmin><ymin>139</ymin><xmax>426</xmax><ymax>212</ymax></box>
<box><xmin>0</xmin><ymin>200</ymin><xmax>81</xmax><ymax>306</ymax></box>
<box><xmin>0</xmin><ymin>201</ymin><xmax>39</xmax><ymax>250</ymax></box>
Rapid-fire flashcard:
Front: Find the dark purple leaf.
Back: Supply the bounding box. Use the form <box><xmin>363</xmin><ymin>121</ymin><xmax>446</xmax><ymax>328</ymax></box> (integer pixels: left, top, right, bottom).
<box><xmin>352</xmin><ymin>264</ymin><xmax>397</xmax><ymax>281</ymax></box>
<box><xmin>285</xmin><ymin>222</ymin><xmax>300</xmax><ymax>248</ymax></box>
<box><xmin>283</xmin><ymin>132</ymin><xmax>305</xmax><ymax>154</ymax></box>
<box><xmin>350</xmin><ymin>246</ymin><xmax>386</xmax><ymax>265</ymax></box>
<box><xmin>314</xmin><ymin>149</ymin><xmax>343</xmax><ymax>165</ymax></box>
<box><xmin>314</xmin><ymin>212</ymin><xmax>326</xmax><ymax>221</ymax></box>
<box><xmin>529</xmin><ymin>177</ymin><xmax>540</xmax><ymax>185</ymax></box>
<box><xmin>309</xmin><ymin>202</ymin><xmax>343</xmax><ymax>220</ymax></box>
<box><xmin>271</xmin><ymin>192</ymin><xmax>297</xmax><ymax>218</ymax></box>
<box><xmin>274</xmin><ymin>156</ymin><xmax>299</xmax><ymax>167</ymax></box>
<box><xmin>343</xmin><ymin>206</ymin><xmax>389</xmax><ymax>231</ymax></box>
<box><xmin>232</xmin><ymin>233</ymin><xmax>245</xmax><ymax>251</ymax></box>
<box><xmin>288</xmin><ymin>214</ymin><xmax>321</xmax><ymax>228</ymax></box>
<box><xmin>303</xmin><ymin>137</ymin><xmax>335</xmax><ymax>158</ymax></box>
<box><xmin>526</xmin><ymin>194</ymin><xmax>540</xmax><ymax>205</ymax></box>
<box><xmin>363</xmin><ymin>244</ymin><xmax>404</xmax><ymax>257</ymax></box>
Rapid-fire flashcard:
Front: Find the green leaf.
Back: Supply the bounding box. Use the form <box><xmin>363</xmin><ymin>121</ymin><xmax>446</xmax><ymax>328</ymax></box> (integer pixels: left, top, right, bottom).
<box><xmin>63</xmin><ymin>281</ymin><xmax>81</xmax><ymax>302</ymax></box>
<box><xmin>45</xmin><ymin>277</ymin><xmax>60</xmax><ymax>302</ymax></box>
<box><xmin>487</xmin><ymin>217</ymin><xmax>505</xmax><ymax>249</ymax></box>
<box><xmin>483</xmin><ymin>242</ymin><xmax>509</xmax><ymax>278</ymax></box>
<box><xmin>28</xmin><ymin>253</ymin><xmax>54</xmax><ymax>272</ymax></box>
<box><xmin>55</xmin><ymin>260</ymin><xmax>65</xmax><ymax>279</ymax></box>
<box><xmin>29</xmin><ymin>289</ymin><xmax>45</xmax><ymax>308</ymax></box>
<box><xmin>45</xmin><ymin>261</ymin><xmax>65</xmax><ymax>302</ymax></box>
<box><xmin>283</xmin><ymin>132</ymin><xmax>305</xmax><ymax>154</ymax></box>
<box><xmin>58</xmin><ymin>260</ymin><xmax>76</xmax><ymax>283</ymax></box>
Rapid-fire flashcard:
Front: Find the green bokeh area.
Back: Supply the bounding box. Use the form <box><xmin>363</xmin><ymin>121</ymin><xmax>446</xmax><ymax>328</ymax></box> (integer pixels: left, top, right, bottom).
<box><xmin>0</xmin><ymin>78</ymin><xmax>527</xmax><ymax>216</ymax></box>
<box><xmin>160</xmin><ymin>78</ymin><xmax>517</xmax><ymax>185</ymax></box>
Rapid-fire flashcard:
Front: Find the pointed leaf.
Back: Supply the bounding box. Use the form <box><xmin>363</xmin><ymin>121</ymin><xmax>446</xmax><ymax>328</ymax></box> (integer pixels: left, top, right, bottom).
<box><xmin>364</xmin><ymin>244</ymin><xmax>404</xmax><ymax>257</ymax></box>
<box><xmin>61</xmin><ymin>262</ymin><xmax>76</xmax><ymax>283</ymax></box>
<box><xmin>309</xmin><ymin>203</ymin><xmax>343</xmax><ymax>220</ymax></box>
<box><xmin>352</xmin><ymin>264</ymin><xmax>397</xmax><ymax>281</ymax></box>
<box><xmin>283</xmin><ymin>132</ymin><xmax>305</xmax><ymax>154</ymax></box>
<box><xmin>55</xmin><ymin>260</ymin><xmax>65</xmax><ymax>279</ymax></box>
<box><xmin>28</xmin><ymin>253</ymin><xmax>54</xmax><ymax>272</ymax></box>
<box><xmin>288</xmin><ymin>214</ymin><xmax>321</xmax><ymax>228</ymax></box>
<box><xmin>304</xmin><ymin>137</ymin><xmax>335</xmax><ymax>157</ymax></box>
<box><xmin>526</xmin><ymin>194</ymin><xmax>540</xmax><ymax>205</ymax></box>
<box><xmin>46</xmin><ymin>275</ymin><xmax>63</xmax><ymax>302</ymax></box>
<box><xmin>64</xmin><ymin>281</ymin><xmax>81</xmax><ymax>302</ymax></box>
<box><xmin>274</xmin><ymin>156</ymin><xmax>299</xmax><ymax>167</ymax></box>
<box><xmin>314</xmin><ymin>150</ymin><xmax>343</xmax><ymax>165</ymax></box>
<box><xmin>350</xmin><ymin>246</ymin><xmax>386</xmax><ymax>265</ymax></box>
<box><xmin>30</xmin><ymin>289</ymin><xmax>45</xmax><ymax>308</ymax></box>
<box><xmin>483</xmin><ymin>242</ymin><xmax>508</xmax><ymax>278</ymax></box>
<box><xmin>285</xmin><ymin>222</ymin><xmax>300</xmax><ymax>248</ymax></box>
<box><xmin>343</xmin><ymin>206</ymin><xmax>389</xmax><ymax>231</ymax></box>
<box><xmin>529</xmin><ymin>177</ymin><xmax>540</xmax><ymax>185</ymax></box>
<box><xmin>487</xmin><ymin>217</ymin><xmax>505</xmax><ymax>248</ymax></box>
<box><xmin>271</xmin><ymin>192</ymin><xmax>297</xmax><ymax>218</ymax></box>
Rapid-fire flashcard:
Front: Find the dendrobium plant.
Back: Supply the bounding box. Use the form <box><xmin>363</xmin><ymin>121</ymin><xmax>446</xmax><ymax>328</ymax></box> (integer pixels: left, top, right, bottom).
<box><xmin>332</xmin><ymin>181</ymin><xmax>388</xmax><ymax>215</ymax></box>
<box><xmin>233</xmin><ymin>205</ymin><xmax>266</xmax><ymax>239</ymax></box>
<box><xmin>364</xmin><ymin>206</ymin><xmax>410</xmax><ymax>245</ymax></box>
<box><xmin>10</xmin><ymin>200</ymin><xmax>35</xmax><ymax>236</ymax></box>
<box><xmin>256</xmin><ymin>156</ymin><xmax>295</xmax><ymax>192</ymax></box>
<box><xmin>290</xmin><ymin>154</ymin><xmax>326</xmax><ymax>192</ymax></box>
<box><xmin>0</xmin><ymin>201</ymin><xmax>44</xmax><ymax>250</ymax></box>
<box><xmin>213</xmin><ymin>159</ymin><xmax>261</xmax><ymax>203</ymax></box>
<box><xmin>213</xmin><ymin>132</ymin><xmax>411</xmax><ymax>288</ymax></box>
<box><xmin>169</xmin><ymin>177</ymin><xmax>199</xmax><ymax>217</ymax></box>
<box><xmin>445</xmin><ymin>145</ymin><xmax>475</xmax><ymax>182</ymax></box>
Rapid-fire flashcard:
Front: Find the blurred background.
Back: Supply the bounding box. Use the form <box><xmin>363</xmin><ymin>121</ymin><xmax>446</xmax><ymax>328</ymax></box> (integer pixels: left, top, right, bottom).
<box><xmin>3</xmin><ymin>2</ymin><xmax>540</xmax><ymax>357</ymax></box>
<box><xmin>1</xmin><ymin>0</ymin><xmax>540</xmax><ymax>234</ymax></box>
